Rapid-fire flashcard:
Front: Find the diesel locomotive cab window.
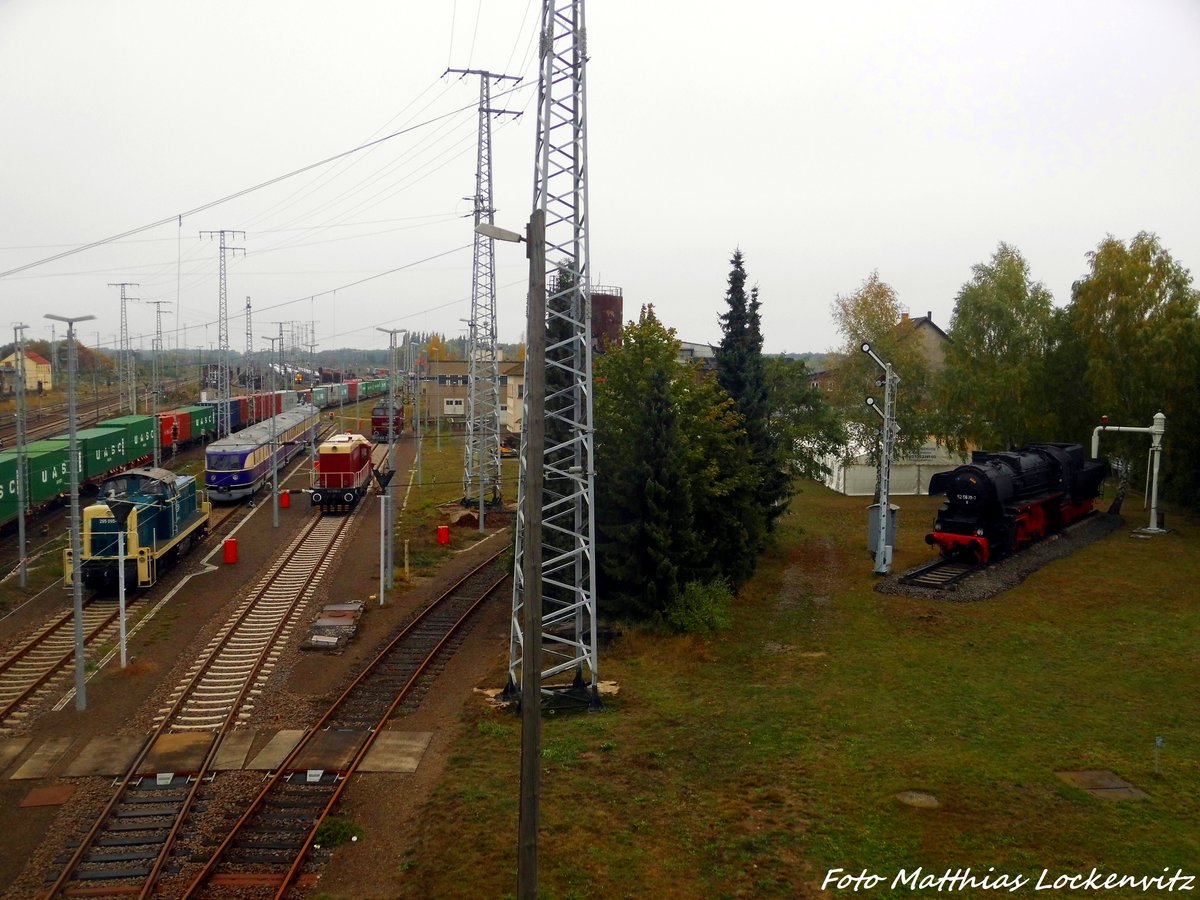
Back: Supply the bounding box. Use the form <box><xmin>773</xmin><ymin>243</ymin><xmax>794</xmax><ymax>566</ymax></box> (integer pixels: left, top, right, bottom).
<box><xmin>209</xmin><ymin>454</ymin><xmax>241</xmax><ymax>470</ymax></box>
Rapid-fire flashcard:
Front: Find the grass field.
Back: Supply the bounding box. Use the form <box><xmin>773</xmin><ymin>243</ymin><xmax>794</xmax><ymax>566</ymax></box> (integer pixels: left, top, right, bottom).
<box><xmin>391</xmin><ymin>425</ymin><xmax>520</xmax><ymax>580</ymax></box>
<box><xmin>380</xmin><ymin>482</ymin><xmax>1200</xmax><ymax>899</ymax></box>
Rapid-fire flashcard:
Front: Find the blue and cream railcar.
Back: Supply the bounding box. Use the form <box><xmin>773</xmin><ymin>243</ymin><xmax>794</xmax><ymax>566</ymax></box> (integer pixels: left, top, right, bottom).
<box><xmin>205</xmin><ymin>405</ymin><xmax>320</xmax><ymax>502</ymax></box>
<box><xmin>65</xmin><ymin>467</ymin><xmax>212</xmax><ymax>589</ymax></box>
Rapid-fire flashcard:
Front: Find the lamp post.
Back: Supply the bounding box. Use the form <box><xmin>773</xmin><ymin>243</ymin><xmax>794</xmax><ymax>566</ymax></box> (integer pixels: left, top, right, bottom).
<box><xmin>46</xmin><ymin>312</ymin><xmax>96</xmax><ymax>711</ymax></box>
<box><xmin>106</xmin><ymin>498</ymin><xmax>137</xmax><ymax>669</ymax></box>
<box><xmin>477</xmin><ymin>213</ymin><xmax>545</xmax><ymax>899</ymax></box>
<box><xmin>415</xmin><ymin>360</ymin><xmax>423</xmax><ymax>485</ymax></box>
<box><xmin>377</xmin><ymin>327</ymin><xmax>408</xmax><ymax>592</ymax></box>
<box><xmin>263</xmin><ymin>328</ymin><xmax>285</xmax><ymax>528</ymax></box>
<box><xmin>14</xmin><ymin>324</ymin><xmax>30</xmax><ymax>588</ymax></box>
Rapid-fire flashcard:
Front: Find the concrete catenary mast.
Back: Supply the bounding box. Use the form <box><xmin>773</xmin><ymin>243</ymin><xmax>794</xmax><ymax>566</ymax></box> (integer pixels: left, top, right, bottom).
<box><xmin>510</xmin><ymin>0</ymin><xmax>600</xmax><ymax>709</ymax></box>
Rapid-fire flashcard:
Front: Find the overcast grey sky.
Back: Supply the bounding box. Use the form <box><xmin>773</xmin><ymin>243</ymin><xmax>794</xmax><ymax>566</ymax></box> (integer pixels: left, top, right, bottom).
<box><xmin>2</xmin><ymin>0</ymin><xmax>1197</xmax><ymax>357</ymax></box>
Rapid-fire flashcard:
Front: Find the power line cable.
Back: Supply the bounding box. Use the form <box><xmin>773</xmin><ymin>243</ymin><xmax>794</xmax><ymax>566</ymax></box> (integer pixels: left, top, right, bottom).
<box><xmin>0</xmin><ymin>90</ymin><xmax>524</xmax><ymax>281</ymax></box>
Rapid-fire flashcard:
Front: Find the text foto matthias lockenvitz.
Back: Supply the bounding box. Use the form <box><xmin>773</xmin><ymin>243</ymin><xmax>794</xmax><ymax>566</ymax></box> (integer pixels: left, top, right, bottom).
<box><xmin>822</xmin><ymin>867</ymin><xmax>1195</xmax><ymax>893</ymax></box>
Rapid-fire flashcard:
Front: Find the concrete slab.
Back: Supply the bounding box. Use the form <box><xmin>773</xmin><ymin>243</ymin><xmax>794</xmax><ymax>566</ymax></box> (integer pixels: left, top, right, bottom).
<box><xmin>1057</xmin><ymin>770</ymin><xmax>1129</xmax><ymax>790</ymax></box>
<box><xmin>10</xmin><ymin>737</ymin><xmax>74</xmax><ymax>780</ymax></box>
<box><xmin>20</xmin><ymin>785</ymin><xmax>76</xmax><ymax>807</ymax></box>
<box><xmin>896</xmin><ymin>790</ymin><xmax>940</xmax><ymax>809</ymax></box>
<box><xmin>245</xmin><ymin>729</ymin><xmax>305</xmax><ymax>771</ymax></box>
<box><xmin>211</xmin><ymin>729</ymin><xmax>257</xmax><ymax>771</ymax></box>
<box><xmin>323</xmin><ymin>604</ymin><xmax>363</xmax><ymax>613</ymax></box>
<box><xmin>291</xmin><ymin>730</ymin><xmax>366</xmax><ymax>774</ymax></box>
<box><xmin>1091</xmin><ymin>787</ymin><xmax>1150</xmax><ymax>800</ymax></box>
<box><xmin>358</xmin><ymin>731</ymin><xmax>434</xmax><ymax>773</ymax></box>
<box><xmin>143</xmin><ymin>732</ymin><xmax>213</xmax><ymax>775</ymax></box>
<box><xmin>1056</xmin><ymin>770</ymin><xmax>1148</xmax><ymax>800</ymax></box>
<box><xmin>63</xmin><ymin>735</ymin><xmax>142</xmax><ymax>777</ymax></box>
<box><xmin>0</xmin><ymin>738</ymin><xmax>32</xmax><ymax>774</ymax></box>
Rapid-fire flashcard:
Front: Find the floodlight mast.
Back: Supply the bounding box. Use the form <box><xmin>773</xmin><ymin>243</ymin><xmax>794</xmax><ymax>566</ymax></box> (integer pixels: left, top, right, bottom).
<box><xmin>377</xmin><ymin>326</ymin><xmax>408</xmax><ymax>589</ymax></box>
<box><xmin>45</xmin><ymin>312</ymin><xmax>96</xmax><ymax>711</ymax></box>
<box><xmin>13</xmin><ymin>323</ymin><xmax>30</xmax><ymax>588</ymax></box>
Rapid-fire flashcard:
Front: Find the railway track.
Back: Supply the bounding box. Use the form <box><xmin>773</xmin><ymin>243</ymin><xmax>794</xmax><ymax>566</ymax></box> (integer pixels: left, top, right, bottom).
<box><xmin>41</xmin><ymin>510</ymin><xmax>357</xmax><ymax>898</ymax></box>
<box><xmin>0</xmin><ymin>376</ymin><xmax>199</xmax><ymax>447</ymax></box>
<box><xmin>38</xmin><ymin>511</ymin><xmax>504</xmax><ymax>899</ymax></box>
<box><xmin>159</xmin><ymin>515</ymin><xmax>351</xmax><ymax>732</ymax></box>
<box><xmin>0</xmin><ymin>595</ymin><xmax>132</xmax><ymax>731</ymax></box>
<box><xmin>898</xmin><ymin>557</ymin><xmax>980</xmax><ymax>589</ymax></box>
<box><xmin>181</xmin><ymin>549</ymin><xmax>508</xmax><ymax>899</ymax></box>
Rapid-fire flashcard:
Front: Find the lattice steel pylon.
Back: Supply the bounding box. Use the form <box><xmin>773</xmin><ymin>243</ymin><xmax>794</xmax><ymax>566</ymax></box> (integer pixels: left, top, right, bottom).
<box><xmin>509</xmin><ymin>0</ymin><xmax>600</xmax><ymax>708</ymax></box>
<box><xmin>200</xmin><ymin>230</ymin><xmax>245</xmax><ymax>439</ymax></box>
<box><xmin>245</xmin><ymin>296</ymin><xmax>253</xmax><ymax>395</ymax></box>
<box><xmin>109</xmin><ymin>282</ymin><xmax>139</xmax><ymax>413</ymax></box>
<box><xmin>447</xmin><ymin>68</ymin><xmax>521</xmax><ymax>515</ymax></box>
<box><xmin>145</xmin><ymin>300</ymin><xmax>171</xmax><ymax>466</ymax></box>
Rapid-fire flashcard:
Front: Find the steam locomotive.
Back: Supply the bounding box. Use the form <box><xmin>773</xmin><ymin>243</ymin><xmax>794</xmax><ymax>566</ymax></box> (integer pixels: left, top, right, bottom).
<box><xmin>925</xmin><ymin>443</ymin><xmax>1108</xmax><ymax>563</ymax></box>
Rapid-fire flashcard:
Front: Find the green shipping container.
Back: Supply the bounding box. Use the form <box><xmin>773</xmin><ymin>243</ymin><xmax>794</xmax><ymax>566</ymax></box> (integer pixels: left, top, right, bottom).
<box><xmin>26</xmin><ymin>444</ymin><xmax>75</xmax><ymax>505</ymax></box>
<box><xmin>0</xmin><ymin>441</ymin><xmax>76</xmax><ymax>524</ymax></box>
<box><xmin>0</xmin><ymin>454</ymin><xmax>15</xmax><ymax>525</ymax></box>
<box><xmin>50</xmin><ymin>427</ymin><xmax>131</xmax><ymax>483</ymax></box>
<box><xmin>96</xmin><ymin>415</ymin><xmax>156</xmax><ymax>461</ymax></box>
<box><xmin>181</xmin><ymin>405</ymin><xmax>216</xmax><ymax>440</ymax></box>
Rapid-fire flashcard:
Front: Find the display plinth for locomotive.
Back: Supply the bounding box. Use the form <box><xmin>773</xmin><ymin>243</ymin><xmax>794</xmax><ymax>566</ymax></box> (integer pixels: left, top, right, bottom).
<box><xmin>64</xmin><ymin>467</ymin><xmax>212</xmax><ymax>589</ymax></box>
<box><xmin>925</xmin><ymin>443</ymin><xmax>1108</xmax><ymax>564</ymax></box>
<box><xmin>311</xmin><ymin>433</ymin><xmax>374</xmax><ymax>512</ymax></box>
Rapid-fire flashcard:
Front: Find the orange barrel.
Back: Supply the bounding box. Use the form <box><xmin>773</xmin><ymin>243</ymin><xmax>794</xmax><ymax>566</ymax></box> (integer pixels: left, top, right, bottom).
<box><xmin>279</xmin><ymin>491</ymin><xmax>291</xmax><ymax>509</ymax></box>
<box><xmin>223</xmin><ymin>538</ymin><xmax>238</xmax><ymax>564</ymax></box>
<box><xmin>436</xmin><ymin>525</ymin><xmax>450</xmax><ymax>546</ymax></box>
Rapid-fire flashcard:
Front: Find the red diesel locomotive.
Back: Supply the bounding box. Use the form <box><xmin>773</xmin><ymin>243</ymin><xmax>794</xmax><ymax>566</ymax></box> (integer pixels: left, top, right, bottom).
<box><xmin>370</xmin><ymin>399</ymin><xmax>406</xmax><ymax>441</ymax></box>
<box><xmin>311</xmin><ymin>433</ymin><xmax>374</xmax><ymax>512</ymax></box>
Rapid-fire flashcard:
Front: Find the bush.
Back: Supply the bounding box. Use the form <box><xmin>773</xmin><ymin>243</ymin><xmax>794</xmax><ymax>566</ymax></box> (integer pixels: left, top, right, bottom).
<box><xmin>314</xmin><ymin>816</ymin><xmax>363</xmax><ymax>849</ymax></box>
<box><xmin>665</xmin><ymin>580</ymin><xmax>733</xmax><ymax>635</ymax></box>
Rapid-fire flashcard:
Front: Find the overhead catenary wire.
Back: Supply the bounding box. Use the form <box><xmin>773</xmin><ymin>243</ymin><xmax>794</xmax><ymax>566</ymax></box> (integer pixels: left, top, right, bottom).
<box><xmin>0</xmin><ymin>83</ymin><xmax>528</xmax><ymax>282</ymax></box>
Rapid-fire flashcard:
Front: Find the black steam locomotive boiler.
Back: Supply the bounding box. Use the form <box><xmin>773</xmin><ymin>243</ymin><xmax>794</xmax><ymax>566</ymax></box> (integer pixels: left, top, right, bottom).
<box><xmin>925</xmin><ymin>443</ymin><xmax>1108</xmax><ymax>563</ymax></box>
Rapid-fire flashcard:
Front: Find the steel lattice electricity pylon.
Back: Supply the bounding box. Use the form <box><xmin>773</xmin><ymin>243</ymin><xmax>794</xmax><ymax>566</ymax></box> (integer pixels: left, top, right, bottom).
<box><xmin>245</xmin><ymin>296</ymin><xmax>253</xmax><ymax>394</ymax></box>
<box><xmin>509</xmin><ymin>0</ymin><xmax>600</xmax><ymax>708</ymax></box>
<box><xmin>145</xmin><ymin>299</ymin><xmax>171</xmax><ymax>466</ymax></box>
<box><xmin>447</xmin><ymin>68</ymin><xmax>521</xmax><ymax>522</ymax></box>
<box><xmin>109</xmin><ymin>282</ymin><xmax>139</xmax><ymax>413</ymax></box>
<box><xmin>200</xmin><ymin>230</ymin><xmax>244</xmax><ymax>438</ymax></box>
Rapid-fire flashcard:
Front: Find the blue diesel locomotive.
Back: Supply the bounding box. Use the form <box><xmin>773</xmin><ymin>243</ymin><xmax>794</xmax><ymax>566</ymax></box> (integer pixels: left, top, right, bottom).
<box><xmin>204</xmin><ymin>405</ymin><xmax>320</xmax><ymax>502</ymax></box>
<box><xmin>65</xmin><ymin>467</ymin><xmax>212</xmax><ymax>589</ymax></box>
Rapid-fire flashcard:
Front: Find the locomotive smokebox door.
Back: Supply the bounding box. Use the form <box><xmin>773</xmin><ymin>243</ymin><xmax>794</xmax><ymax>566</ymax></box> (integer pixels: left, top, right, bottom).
<box><xmin>867</xmin><ymin>503</ymin><xmax>900</xmax><ymax>554</ymax></box>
